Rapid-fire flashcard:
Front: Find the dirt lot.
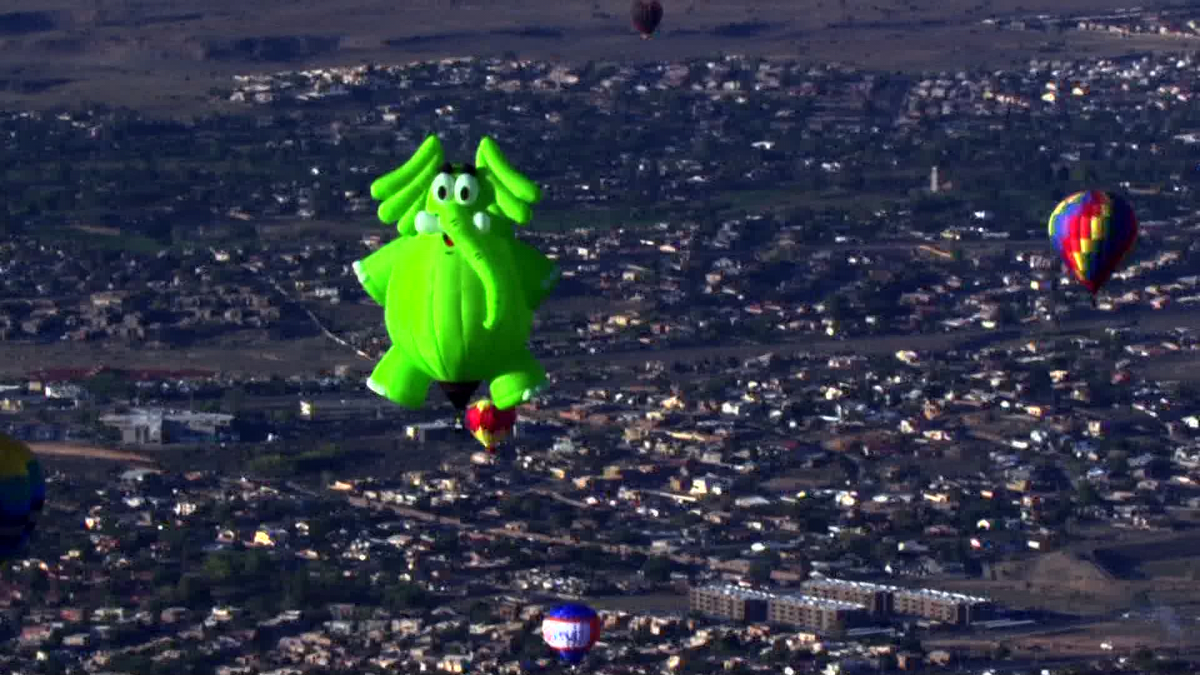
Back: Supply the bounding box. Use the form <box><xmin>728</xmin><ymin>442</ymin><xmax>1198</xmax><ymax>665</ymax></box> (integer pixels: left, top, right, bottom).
<box><xmin>928</xmin><ymin>616</ymin><xmax>1200</xmax><ymax>661</ymax></box>
<box><xmin>0</xmin><ymin>0</ymin><xmax>1190</xmax><ymax>115</ymax></box>
<box><xmin>28</xmin><ymin>441</ymin><xmax>156</xmax><ymax>464</ymax></box>
<box><xmin>588</xmin><ymin>592</ymin><xmax>689</xmax><ymax>615</ymax></box>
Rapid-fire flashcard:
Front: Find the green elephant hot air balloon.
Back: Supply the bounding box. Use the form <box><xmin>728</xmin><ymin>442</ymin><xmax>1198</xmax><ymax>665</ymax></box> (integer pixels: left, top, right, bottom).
<box><xmin>353</xmin><ymin>135</ymin><xmax>560</xmax><ymax>414</ymax></box>
<box><xmin>0</xmin><ymin>433</ymin><xmax>45</xmax><ymax>559</ymax></box>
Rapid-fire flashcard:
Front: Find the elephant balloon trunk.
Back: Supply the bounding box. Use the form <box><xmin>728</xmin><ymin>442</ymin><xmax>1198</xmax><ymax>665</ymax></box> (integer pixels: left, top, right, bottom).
<box><xmin>441</xmin><ymin>209</ymin><xmax>514</xmax><ymax>330</ymax></box>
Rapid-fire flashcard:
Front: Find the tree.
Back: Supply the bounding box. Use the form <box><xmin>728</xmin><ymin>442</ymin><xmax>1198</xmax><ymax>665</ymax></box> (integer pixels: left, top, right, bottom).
<box><xmin>468</xmin><ymin>601</ymin><xmax>494</xmax><ymax>623</ymax></box>
<box><xmin>1107</xmin><ymin>451</ymin><xmax>1130</xmax><ymax>477</ymax></box>
<box><xmin>747</xmin><ymin>559</ymin><xmax>773</xmax><ymax>584</ymax></box>
<box><xmin>174</xmin><ymin>575</ymin><xmax>211</xmax><ymax>609</ymax></box>
<box><xmin>383</xmin><ymin>582</ymin><xmax>430</xmax><ymax>611</ymax></box>
<box><xmin>1026</xmin><ymin>366</ymin><xmax>1054</xmax><ymax>398</ymax></box>
<box><xmin>201</xmin><ymin>553</ymin><xmax>235</xmax><ymax>584</ymax></box>
<box><xmin>221</xmin><ymin>387</ymin><xmax>246</xmax><ymax>414</ymax></box>
<box><xmin>1131</xmin><ymin>647</ymin><xmax>1156</xmax><ymax>672</ymax></box>
<box><xmin>83</xmin><ymin>371</ymin><xmax>132</xmax><ymax>402</ymax></box>
<box><xmin>641</xmin><ymin>556</ymin><xmax>675</xmax><ymax>583</ymax></box>
<box><xmin>1075</xmin><ymin>481</ymin><xmax>1101</xmax><ymax>508</ymax></box>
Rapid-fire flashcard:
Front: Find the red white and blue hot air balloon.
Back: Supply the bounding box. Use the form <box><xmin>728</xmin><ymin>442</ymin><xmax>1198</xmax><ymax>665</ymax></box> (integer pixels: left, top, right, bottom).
<box><xmin>542</xmin><ymin>603</ymin><xmax>601</xmax><ymax>666</ymax></box>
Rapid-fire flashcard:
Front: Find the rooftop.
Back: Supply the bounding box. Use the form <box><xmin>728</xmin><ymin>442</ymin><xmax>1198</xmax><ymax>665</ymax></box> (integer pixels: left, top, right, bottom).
<box><xmin>98</xmin><ymin>408</ymin><xmax>235</xmax><ymax>425</ymax></box>
<box><xmin>694</xmin><ymin>584</ymin><xmax>777</xmax><ymax>601</ymax></box>
<box><xmin>804</xmin><ymin>577</ymin><xmax>990</xmax><ymax>605</ymax></box>
<box><xmin>695</xmin><ymin>584</ymin><xmax>868</xmax><ymax>611</ymax></box>
<box><xmin>776</xmin><ymin>593</ymin><xmax>869</xmax><ymax>612</ymax></box>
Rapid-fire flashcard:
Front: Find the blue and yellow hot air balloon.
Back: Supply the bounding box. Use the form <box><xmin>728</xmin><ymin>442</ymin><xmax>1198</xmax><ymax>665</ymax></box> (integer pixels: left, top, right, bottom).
<box><xmin>0</xmin><ymin>433</ymin><xmax>45</xmax><ymax>559</ymax></box>
<box><xmin>1048</xmin><ymin>190</ymin><xmax>1138</xmax><ymax>300</ymax></box>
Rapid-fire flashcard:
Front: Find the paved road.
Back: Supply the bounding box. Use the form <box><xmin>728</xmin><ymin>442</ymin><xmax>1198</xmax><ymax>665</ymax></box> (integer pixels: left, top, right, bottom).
<box><xmin>529</xmin><ymin>487</ymin><xmax>591</xmax><ymax>510</ymax></box>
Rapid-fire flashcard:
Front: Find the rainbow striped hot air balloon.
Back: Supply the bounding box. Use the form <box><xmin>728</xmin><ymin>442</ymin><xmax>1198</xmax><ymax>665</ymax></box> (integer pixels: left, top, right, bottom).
<box><xmin>1047</xmin><ymin>190</ymin><xmax>1138</xmax><ymax>300</ymax></box>
<box><xmin>0</xmin><ymin>433</ymin><xmax>45</xmax><ymax>559</ymax></box>
<box><xmin>542</xmin><ymin>603</ymin><xmax>601</xmax><ymax>666</ymax></box>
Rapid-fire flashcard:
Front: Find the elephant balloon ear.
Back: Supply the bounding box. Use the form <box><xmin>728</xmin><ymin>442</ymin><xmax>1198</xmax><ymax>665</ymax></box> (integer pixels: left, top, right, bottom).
<box><xmin>475</xmin><ymin>136</ymin><xmax>542</xmax><ymax>227</ymax></box>
<box><xmin>371</xmin><ymin>134</ymin><xmax>445</xmax><ymax>236</ymax></box>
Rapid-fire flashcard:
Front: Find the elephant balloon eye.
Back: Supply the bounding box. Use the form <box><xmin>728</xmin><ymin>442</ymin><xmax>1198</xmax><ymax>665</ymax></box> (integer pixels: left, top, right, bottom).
<box><xmin>431</xmin><ymin>173</ymin><xmax>455</xmax><ymax>203</ymax></box>
<box><xmin>454</xmin><ymin>174</ymin><xmax>479</xmax><ymax>206</ymax></box>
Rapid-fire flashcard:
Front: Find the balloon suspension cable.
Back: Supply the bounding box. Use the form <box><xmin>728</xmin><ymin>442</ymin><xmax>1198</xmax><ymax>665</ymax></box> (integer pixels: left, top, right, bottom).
<box><xmin>1091</xmin><ymin>295</ymin><xmax>1098</xmax><ymax>309</ymax></box>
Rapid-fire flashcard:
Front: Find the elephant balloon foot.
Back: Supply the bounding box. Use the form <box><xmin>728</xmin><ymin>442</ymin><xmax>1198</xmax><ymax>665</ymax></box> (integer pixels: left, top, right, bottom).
<box><xmin>367</xmin><ymin>347</ymin><xmax>432</xmax><ymax>410</ymax></box>
<box><xmin>521</xmin><ymin>383</ymin><xmax>546</xmax><ymax>404</ymax></box>
<box><xmin>491</xmin><ymin>381</ymin><xmax>544</xmax><ymax>411</ymax></box>
<box><xmin>490</xmin><ymin>354</ymin><xmax>546</xmax><ymax>410</ymax></box>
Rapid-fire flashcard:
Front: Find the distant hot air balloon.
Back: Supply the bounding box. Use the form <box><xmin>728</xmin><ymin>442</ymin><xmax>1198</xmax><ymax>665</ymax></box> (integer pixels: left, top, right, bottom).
<box><xmin>1048</xmin><ymin>190</ymin><xmax>1138</xmax><ymax>304</ymax></box>
<box><xmin>631</xmin><ymin>0</ymin><xmax>664</xmax><ymax>39</ymax></box>
<box><xmin>542</xmin><ymin>603</ymin><xmax>601</xmax><ymax>666</ymax></box>
<box><xmin>465</xmin><ymin>399</ymin><xmax>517</xmax><ymax>453</ymax></box>
<box><xmin>0</xmin><ymin>433</ymin><xmax>44</xmax><ymax>559</ymax></box>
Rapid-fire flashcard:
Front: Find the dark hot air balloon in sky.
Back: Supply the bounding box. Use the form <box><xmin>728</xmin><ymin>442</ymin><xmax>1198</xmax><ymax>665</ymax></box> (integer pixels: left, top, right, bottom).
<box><xmin>631</xmin><ymin>0</ymin><xmax>664</xmax><ymax>39</ymax></box>
<box><xmin>0</xmin><ymin>433</ymin><xmax>44</xmax><ymax>560</ymax></box>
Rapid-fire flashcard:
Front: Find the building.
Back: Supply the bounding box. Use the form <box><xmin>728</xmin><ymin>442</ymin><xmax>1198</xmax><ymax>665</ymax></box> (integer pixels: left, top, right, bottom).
<box><xmin>768</xmin><ymin>594</ymin><xmax>868</xmax><ymax>634</ymax></box>
<box><xmin>802</xmin><ymin>578</ymin><xmax>893</xmax><ymax>617</ymax></box>
<box><xmin>800</xmin><ymin>578</ymin><xmax>993</xmax><ymax>627</ymax></box>
<box><xmin>298</xmin><ymin>398</ymin><xmax>385</xmax><ymax>422</ymax></box>
<box><xmin>495</xmin><ymin>597</ymin><xmax>525</xmax><ymax>622</ymax></box>
<box><xmin>689</xmin><ymin>585</ymin><xmax>769</xmax><ymax>623</ymax></box>
<box><xmin>690</xmin><ymin>585</ymin><xmax>868</xmax><ymax>634</ymax></box>
<box><xmin>99</xmin><ymin>408</ymin><xmax>236</xmax><ymax>445</ymax></box>
<box><xmin>404</xmin><ymin>419</ymin><xmax>460</xmax><ymax>443</ymax></box>
<box><xmin>892</xmin><ymin>587</ymin><xmax>993</xmax><ymax>626</ymax></box>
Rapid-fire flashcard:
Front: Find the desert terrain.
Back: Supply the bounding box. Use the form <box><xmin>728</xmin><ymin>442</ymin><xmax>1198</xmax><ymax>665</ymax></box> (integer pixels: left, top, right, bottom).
<box><xmin>0</xmin><ymin>0</ymin><xmax>1190</xmax><ymax>115</ymax></box>
<box><xmin>28</xmin><ymin>441</ymin><xmax>156</xmax><ymax>464</ymax></box>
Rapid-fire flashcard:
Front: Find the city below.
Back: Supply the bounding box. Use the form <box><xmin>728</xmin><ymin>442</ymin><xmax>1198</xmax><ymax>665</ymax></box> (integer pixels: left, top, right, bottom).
<box><xmin>3</xmin><ymin>7</ymin><xmax>1200</xmax><ymax>674</ymax></box>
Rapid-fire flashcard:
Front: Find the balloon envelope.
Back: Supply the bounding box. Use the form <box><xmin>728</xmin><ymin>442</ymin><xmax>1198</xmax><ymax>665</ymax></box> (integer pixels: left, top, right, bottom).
<box><xmin>631</xmin><ymin>0</ymin><xmax>664</xmax><ymax>37</ymax></box>
<box><xmin>465</xmin><ymin>399</ymin><xmax>517</xmax><ymax>452</ymax></box>
<box><xmin>1047</xmin><ymin>190</ymin><xmax>1138</xmax><ymax>295</ymax></box>
<box><xmin>0</xmin><ymin>434</ymin><xmax>44</xmax><ymax>559</ymax></box>
<box><xmin>542</xmin><ymin>603</ymin><xmax>601</xmax><ymax>665</ymax></box>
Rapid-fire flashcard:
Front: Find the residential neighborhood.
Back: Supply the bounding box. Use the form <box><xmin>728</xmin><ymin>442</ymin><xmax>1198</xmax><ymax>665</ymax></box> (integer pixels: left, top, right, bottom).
<box><xmin>1</xmin><ymin>38</ymin><xmax>1200</xmax><ymax>675</ymax></box>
